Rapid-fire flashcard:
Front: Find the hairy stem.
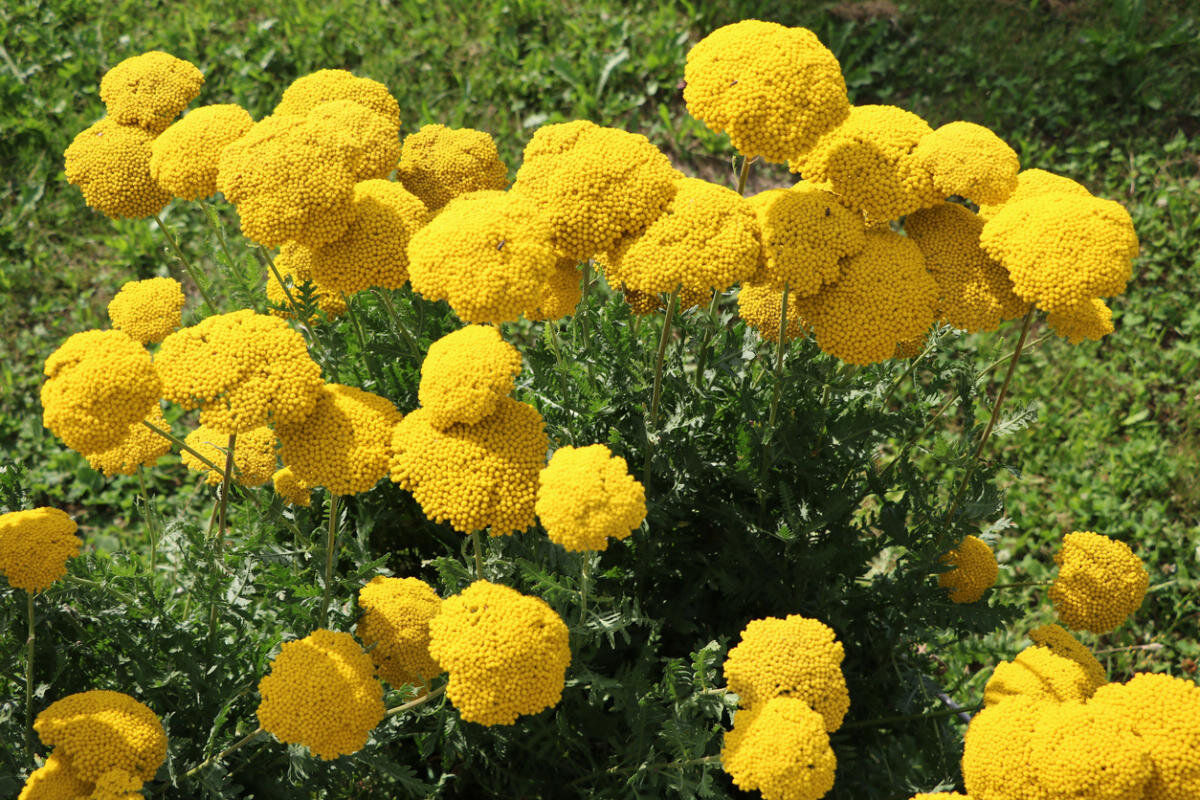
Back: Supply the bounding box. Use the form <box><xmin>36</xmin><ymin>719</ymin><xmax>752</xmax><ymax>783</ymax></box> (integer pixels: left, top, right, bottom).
<box><xmin>578</xmin><ymin>261</ymin><xmax>596</xmax><ymax>383</ymax></box>
<box><xmin>374</xmin><ymin>288</ymin><xmax>421</xmax><ymax>357</ymax></box>
<box><xmin>471</xmin><ymin>531</ymin><xmax>484</xmax><ymax>580</ymax></box>
<box><xmin>181</xmin><ymin>727</ymin><xmax>265</xmax><ymax>780</ymax></box>
<box><xmin>766</xmin><ymin>282</ymin><xmax>790</xmax><ymax>430</ymax></box>
<box><xmin>24</xmin><ymin>591</ymin><xmax>34</xmax><ymax>759</ymax></box>
<box><xmin>839</xmin><ymin>703</ymin><xmax>982</xmax><ymax>730</ymax></box>
<box><xmin>643</xmin><ymin>286</ymin><xmax>681</xmax><ymax>488</ymax></box>
<box><xmin>320</xmin><ymin>494</ymin><xmax>341</xmax><ymax>628</ymax></box>
<box><xmin>384</xmin><ymin>683</ymin><xmax>447</xmax><ymax>718</ymax></box>
<box><xmin>199</xmin><ymin>200</ymin><xmax>239</xmax><ymax>283</ymax></box>
<box><xmin>579</xmin><ymin>552</ymin><xmax>591</xmax><ymax>624</ymax></box>
<box><xmin>207</xmin><ymin>433</ymin><xmax>236</xmax><ymax>647</ymax></box>
<box><xmin>693</xmin><ymin>290</ymin><xmax>721</xmax><ymax>389</ymax></box>
<box><xmin>153</xmin><ymin>212</ymin><xmax>217</xmax><ymax>314</ymax></box>
<box><xmin>138</xmin><ymin>466</ymin><xmax>159</xmax><ymax>582</ymax></box>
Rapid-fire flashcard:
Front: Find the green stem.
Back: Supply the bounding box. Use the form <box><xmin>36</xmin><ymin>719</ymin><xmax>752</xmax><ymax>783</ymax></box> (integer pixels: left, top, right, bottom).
<box><xmin>138</xmin><ymin>466</ymin><xmax>159</xmax><ymax>582</ymax></box>
<box><xmin>207</xmin><ymin>433</ymin><xmax>236</xmax><ymax>647</ymax></box>
<box><xmin>141</xmin><ymin>419</ymin><xmax>222</xmax><ymax>473</ymax></box>
<box><xmin>320</xmin><ymin>494</ymin><xmax>340</xmax><ymax>628</ymax></box>
<box><xmin>341</xmin><ymin>292</ymin><xmax>385</xmax><ymax>388</ymax></box>
<box><xmin>579</xmin><ymin>552</ymin><xmax>591</xmax><ymax>624</ymax></box>
<box><xmin>154</xmin><ymin>212</ymin><xmax>217</xmax><ymax>314</ymax></box>
<box><xmin>945</xmin><ymin>308</ymin><xmax>1035</xmax><ymax>521</ymax></box>
<box><xmin>578</xmin><ymin>262</ymin><xmax>595</xmax><ymax>383</ymax></box>
<box><xmin>839</xmin><ymin>703</ymin><xmax>982</xmax><ymax>730</ymax></box>
<box><xmin>693</xmin><ymin>290</ymin><xmax>720</xmax><ymax>389</ymax></box>
<box><xmin>766</xmin><ymin>282</ymin><xmax>790</xmax><ymax>430</ymax></box>
<box><xmin>24</xmin><ymin>591</ymin><xmax>34</xmax><ymax>759</ymax></box>
<box><xmin>199</xmin><ymin>200</ymin><xmax>239</xmax><ymax>282</ymax></box>
<box><xmin>255</xmin><ymin>246</ymin><xmax>331</xmax><ymax>363</ymax></box>
<box><xmin>374</xmin><ymin>289</ymin><xmax>421</xmax><ymax>358</ymax></box>
<box><xmin>881</xmin><ymin>342</ymin><xmax>929</xmax><ymax>407</ymax></box>
<box><xmin>64</xmin><ymin>574</ymin><xmax>137</xmax><ymax>605</ymax></box>
<box><xmin>643</xmin><ymin>286</ymin><xmax>681</xmax><ymax>488</ymax></box>
<box><xmin>736</xmin><ymin>155</ymin><xmax>754</xmax><ymax>195</ymax></box>
<box><xmin>383</xmin><ymin>684</ymin><xmax>447</xmax><ymax>718</ymax></box>
<box><xmin>991</xmin><ymin>580</ymin><xmax>1052</xmax><ymax>590</ymax></box>
<box><xmin>181</xmin><ymin>727</ymin><xmax>265</xmax><ymax>780</ymax></box>
<box><xmin>471</xmin><ymin>531</ymin><xmax>484</xmax><ymax>580</ymax></box>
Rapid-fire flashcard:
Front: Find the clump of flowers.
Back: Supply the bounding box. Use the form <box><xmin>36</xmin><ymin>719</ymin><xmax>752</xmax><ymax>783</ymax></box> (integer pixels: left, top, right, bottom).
<box><xmin>64</xmin><ymin>119</ymin><xmax>171</xmax><ymax>219</ymax></box>
<box><xmin>356</xmin><ymin>576</ymin><xmax>443</xmax><ymax>689</ymax></box>
<box><xmin>181</xmin><ymin>423</ymin><xmax>277</xmax><ymax>487</ymax></box>
<box><xmin>1028</xmin><ymin>701</ymin><xmax>1152</xmax><ymax>800</ymax></box>
<box><xmin>155</xmin><ymin>309</ymin><xmax>323</xmax><ymax>433</ymax></box>
<box><xmin>1049</xmin><ymin>530</ymin><xmax>1149</xmax><ymax>634</ymax></box>
<box><xmin>99</xmin><ymin>51</ymin><xmax>204</xmax><ymax>133</ymax></box>
<box><xmin>33</xmin><ymin>690</ymin><xmax>168</xmax><ymax>782</ymax></box>
<box><xmin>0</xmin><ymin>507</ymin><xmax>81</xmax><ymax>593</ymax></box>
<box><xmin>905</xmin><ymin>203</ymin><xmax>1028</xmax><ymax>333</ymax></box>
<box><xmin>274</xmin><ymin>69</ymin><xmax>401</xmax><ymax>128</ymax></box>
<box><xmin>1028</xmin><ymin>623</ymin><xmax>1107</xmax><ymax>688</ymax></box>
<box><xmin>683</xmin><ymin>20</ymin><xmax>849</xmax><ymax>163</ymax></box>
<box><xmin>723</xmin><ymin>614</ymin><xmax>850</xmax><ymax>732</ymax></box>
<box><xmin>397</xmin><ymin>124</ymin><xmax>509</xmax><ymax>212</ymax></box>
<box><xmin>748</xmin><ymin>183</ymin><xmax>865</xmax><ymax>297</ymax></box>
<box><xmin>418</xmin><ymin>325</ymin><xmax>522</xmax><ymax>429</ymax></box>
<box><xmin>527</xmin><ymin>258</ymin><xmax>583</xmax><ymax>321</ymax></box>
<box><xmin>794</xmin><ymin>229</ymin><xmax>938</xmax><ymax>365</ymax></box>
<box><xmin>791</xmin><ymin>104</ymin><xmax>938</xmax><ymax>223</ymax></box>
<box><xmin>389</xmin><ymin>398</ymin><xmax>548</xmax><ymax>535</ymax></box>
<box><xmin>276</xmin><ymin>383</ymin><xmax>402</xmax><ymax>496</ymax></box>
<box><xmin>535</xmin><ymin>444</ymin><xmax>646</xmax><ymax>552</ymax></box>
<box><xmin>911</xmin><ymin>121</ymin><xmax>1020</xmax><ymax>206</ymax></box>
<box><xmin>266</xmin><ymin>241</ymin><xmax>348</xmax><ymax>321</ymax></box>
<box><xmin>603</xmin><ymin>176</ymin><xmax>760</xmax><ymax>295</ymax></box>
<box><xmin>1045</xmin><ymin>298</ymin><xmax>1115</xmax><ymax>344</ymax></box>
<box><xmin>41</xmin><ymin>329</ymin><xmax>161</xmax><ymax>456</ymax></box>
<box><xmin>428</xmin><ymin>580</ymin><xmax>570</xmax><ymax>726</ymax></box>
<box><xmin>256</xmin><ymin>629</ymin><xmax>385</xmax><ymax>760</ymax></box>
<box><xmin>150</xmin><ymin>104</ymin><xmax>255</xmax><ymax>200</ymax></box>
<box><xmin>17</xmin><ymin>753</ymin><xmax>92</xmax><ymax>800</ymax></box>
<box><xmin>84</xmin><ymin>404</ymin><xmax>172</xmax><ymax>477</ymax></box>
<box><xmin>310</xmin><ymin>179</ymin><xmax>430</xmax><ymax>293</ymax></box>
<box><xmin>107</xmin><ymin>276</ymin><xmax>186</xmax><ymax>344</ymax></box>
<box><xmin>721</xmin><ymin>697</ymin><xmax>838</xmax><ymax>800</ymax></box>
<box><xmin>216</xmin><ymin>114</ymin><xmax>358</xmax><ymax>248</ymax></box>
<box><xmin>512</xmin><ymin>123</ymin><xmax>680</xmax><ymax>259</ymax></box>
<box><xmin>737</xmin><ymin>280</ymin><xmax>807</xmax><ymax>343</ymax></box>
<box><xmin>305</xmin><ymin>99</ymin><xmax>402</xmax><ymax>182</ymax></box>
<box><xmin>961</xmin><ymin>695</ymin><xmax>1043</xmax><ymax>798</ymax></box>
<box><xmin>937</xmin><ymin>534</ymin><xmax>999</xmax><ymax>603</ymax></box>
<box><xmin>1090</xmin><ymin>673</ymin><xmax>1200</xmax><ymax>800</ymax></box>
<box><xmin>272</xmin><ymin>466</ymin><xmax>312</xmax><ymax>507</ymax></box>
<box><xmin>983</xmin><ymin>643</ymin><xmax>1105</xmax><ymax>707</ymax></box>
<box><xmin>977</xmin><ymin>167</ymin><xmax>1091</xmax><ymax>220</ymax></box>
<box><xmin>407</xmin><ymin>190</ymin><xmax>557</xmax><ymax>323</ymax></box>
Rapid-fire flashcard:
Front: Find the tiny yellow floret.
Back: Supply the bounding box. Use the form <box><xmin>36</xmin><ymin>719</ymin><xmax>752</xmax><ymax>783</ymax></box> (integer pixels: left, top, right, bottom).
<box><xmin>428</xmin><ymin>580</ymin><xmax>570</xmax><ymax>726</ymax></box>
<box><xmin>1028</xmin><ymin>701</ymin><xmax>1152</xmax><ymax>800</ymax></box>
<box><xmin>1028</xmin><ymin>623</ymin><xmax>1107</xmax><ymax>688</ymax></box>
<box><xmin>738</xmin><ymin>280</ymin><xmax>807</xmax><ymax>343</ymax></box>
<box><xmin>274</xmin><ymin>69</ymin><xmax>401</xmax><ymax>128</ymax></box>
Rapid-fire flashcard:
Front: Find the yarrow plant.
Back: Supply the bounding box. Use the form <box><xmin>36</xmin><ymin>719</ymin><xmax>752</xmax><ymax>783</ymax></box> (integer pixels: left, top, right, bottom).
<box><xmin>2</xmin><ymin>16</ymin><xmax>1187</xmax><ymax>800</ymax></box>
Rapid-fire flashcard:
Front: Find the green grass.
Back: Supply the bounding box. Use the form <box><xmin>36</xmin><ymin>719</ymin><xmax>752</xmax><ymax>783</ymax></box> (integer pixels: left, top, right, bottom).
<box><xmin>2</xmin><ymin>0</ymin><xmax>1200</xmax><ymax>792</ymax></box>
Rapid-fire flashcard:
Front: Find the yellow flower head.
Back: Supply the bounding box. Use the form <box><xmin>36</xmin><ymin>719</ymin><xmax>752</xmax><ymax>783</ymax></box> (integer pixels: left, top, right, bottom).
<box><xmin>107</xmin><ymin>277</ymin><xmax>186</xmax><ymax>344</ymax></box>
<box><xmin>723</xmin><ymin>614</ymin><xmax>850</xmax><ymax>732</ymax></box>
<box><xmin>792</xmin><ymin>104</ymin><xmax>938</xmax><ymax>223</ymax></box>
<box><xmin>909</xmin><ymin>795</ymin><xmax>971</xmax><ymax>799</ymax></box>
<box><xmin>749</xmin><ymin>183</ymin><xmax>866</xmax><ymax>296</ymax></box>
<box><xmin>64</xmin><ymin>119</ymin><xmax>171</xmax><ymax>219</ymax></box>
<box><xmin>181</xmin><ymin>423</ymin><xmax>277</xmax><ymax>487</ymax></box>
<box><xmin>306</xmin><ymin>100</ymin><xmax>401</xmax><ymax>181</ymax></box>
<box><xmin>34</xmin><ymin>690</ymin><xmax>167</xmax><ymax>782</ymax></box>
<box><xmin>256</xmin><ymin>629</ymin><xmax>385</xmax><ymax>760</ymax></box>
<box><xmin>721</xmin><ymin>698</ymin><xmax>838</xmax><ymax>800</ymax></box>
<box><xmin>274</xmin><ymin>69</ymin><xmax>401</xmax><ymax>128</ymax></box>
<box><xmin>17</xmin><ymin>752</ymin><xmax>91</xmax><ymax>800</ymax></box>
<box><xmin>512</xmin><ymin>125</ymin><xmax>679</xmax><ymax>260</ymax></box>
<box><xmin>310</xmin><ymin>179</ymin><xmax>429</xmax><ymax>293</ymax></box>
<box><xmin>149</xmin><ymin>104</ymin><xmax>254</xmax><ymax>200</ymax></box>
<box><xmin>41</xmin><ymin>329</ymin><xmax>161</xmax><ymax>455</ymax></box>
<box><xmin>536</xmin><ymin>444</ymin><xmax>647</xmax><ymax>552</ymax></box>
<box><xmin>266</xmin><ymin>241</ymin><xmax>347</xmax><ymax>321</ymax></box>
<box><xmin>520</xmin><ymin>119</ymin><xmax>597</xmax><ymax>161</ymax></box>
<box><xmin>621</xmin><ymin>287</ymin><xmax>665</xmax><ymax>316</ymax></box>
<box><xmin>980</xmin><ymin>192</ymin><xmax>1138</xmax><ymax>313</ymax></box>
<box><xmin>893</xmin><ymin>332</ymin><xmax>927</xmax><ymax>359</ymax></box>
<box><xmin>216</xmin><ymin>115</ymin><xmax>357</xmax><ymax>248</ymax></box>
<box><xmin>428</xmin><ymin>580</ymin><xmax>570</xmax><ymax>726</ymax></box>
<box><xmin>99</xmin><ymin>51</ymin><xmax>203</xmax><ymax>133</ymax></box>
<box><xmin>977</xmin><ymin>168</ymin><xmax>1091</xmax><ymax>220</ymax></box>
<box><xmin>407</xmin><ymin>190</ymin><xmax>557</xmax><ymax>324</ymax></box>
<box><xmin>1028</xmin><ymin>623</ymin><xmax>1106</xmax><ymax>688</ymax></box>
<box><xmin>1090</xmin><ymin>673</ymin><xmax>1200</xmax><ymax>800</ymax></box>
<box><xmin>1028</xmin><ymin>701</ymin><xmax>1152</xmax><ymax>800</ymax></box>
<box><xmin>738</xmin><ymin>280</ymin><xmax>807</xmax><ymax>343</ymax></box>
<box><xmin>155</xmin><ymin>309</ymin><xmax>323</xmax><ymax>434</ymax></box>
<box><xmin>911</xmin><ymin>121</ymin><xmax>1019</xmax><ymax>206</ymax></box>
<box><xmin>86</xmin><ymin>769</ymin><xmax>145</xmax><ymax>800</ymax></box>
<box><xmin>937</xmin><ymin>534</ymin><xmax>999</xmax><ymax>604</ymax></box>
<box><xmin>604</xmin><ymin>177</ymin><xmax>760</xmax><ymax>295</ymax></box>
<box><xmin>794</xmin><ymin>229</ymin><xmax>937</xmax><ymax>366</ymax></box>
<box><xmin>526</xmin><ymin>259</ymin><xmax>583</xmax><ymax>322</ymax></box>
<box><xmin>1046</xmin><ymin>298</ymin><xmax>1114</xmax><ymax>344</ymax></box>
<box><xmin>418</xmin><ymin>325</ymin><xmax>522</xmax><ymax>430</ymax></box>
<box><xmin>389</xmin><ymin>399</ymin><xmax>548</xmax><ymax>535</ymax></box>
<box><xmin>1050</xmin><ymin>530</ymin><xmax>1149</xmax><ymax>634</ymax></box>
<box><xmin>684</xmin><ymin>20</ymin><xmax>849</xmax><ymax>163</ymax></box>
<box><xmin>0</xmin><ymin>508</ymin><xmax>80</xmax><ymax>593</ymax></box>
<box><xmin>272</xmin><ymin>467</ymin><xmax>312</xmax><ymax>507</ymax></box>
<box><xmin>397</xmin><ymin>124</ymin><xmax>509</xmax><ymax>212</ymax></box>
<box><xmin>85</xmin><ymin>404</ymin><xmax>171</xmax><ymax>477</ymax></box>
<box><xmin>905</xmin><ymin>203</ymin><xmax>1029</xmax><ymax>333</ymax></box>
<box><xmin>276</xmin><ymin>383</ymin><xmax>402</xmax><ymax>496</ymax></box>
<box><xmin>983</xmin><ymin>644</ymin><xmax>1105</xmax><ymax>708</ymax></box>
<box><xmin>962</xmin><ymin>696</ymin><xmax>1044</xmax><ymax>799</ymax></box>
<box><xmin>356</xmin><ymin>576</ymin><xmax>443</xmax><ymax>689</ymax></box>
